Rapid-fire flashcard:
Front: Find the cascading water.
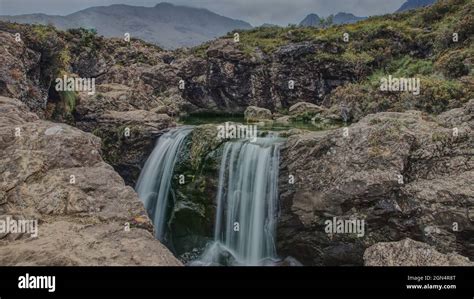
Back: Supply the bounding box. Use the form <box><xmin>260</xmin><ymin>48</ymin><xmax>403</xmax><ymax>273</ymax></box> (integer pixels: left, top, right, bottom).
<box><xmin>193</xmin><ymin>135</ymin><xmax>283</xmax><ymax>266</ymax></box>
<box><xmin>135</xmin><ymin>126</ymin><xmax>193</xmax><ymax>241</ymax></box>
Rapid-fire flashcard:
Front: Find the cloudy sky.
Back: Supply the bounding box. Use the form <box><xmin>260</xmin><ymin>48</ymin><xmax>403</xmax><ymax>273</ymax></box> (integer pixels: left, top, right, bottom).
<box><xmin>0</xmin><ymin>0</ymin><xmax>406</xmax><ymax>26</ymax></box>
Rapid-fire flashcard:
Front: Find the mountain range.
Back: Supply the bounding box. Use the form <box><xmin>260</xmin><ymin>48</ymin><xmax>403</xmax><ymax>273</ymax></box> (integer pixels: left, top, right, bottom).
<box><xmin>0</xmin><ymin>0</ymin><xmax>440</xmax><ymax>49</ymax></box>
<box><xmin>299</xmin><ymin>0</ymin><xmax>437</xmax><ymax>27</ymax></box>
<box><xmin>299</xmin><ymin>12</ymin><xmax>366</xmax><ymax>27</ymax></box>
<box><xmin>0</xmin><ymin>2</ymin><xmax>252</xmax><ymax>49</ymax></box>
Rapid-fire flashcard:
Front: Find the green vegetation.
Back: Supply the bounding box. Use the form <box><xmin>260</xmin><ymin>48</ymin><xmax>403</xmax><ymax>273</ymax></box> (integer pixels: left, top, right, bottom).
<box><xmin>435</xmin><ymin>47</ymin><xmax>473</xmax><ymax>78</ymax></box>
<box><xmin>192</xmin><ymin>42</ymin><xmax>212</xmax><ymax>58</ymax></box>
<box><xmin>213</xmin><ymin>0</ymin><xmax>471</xmax><ymax>75</ymax></box>
<box><xmin>232</xmin><ymin>26</ymin><xmax>288</xmax><ymax>56</ymax></box>
<box><xmin>59</xmin><ymin>90</ymin><xmax>77</xmax><ymax>114</ymax></box>
<box><xmin>385</xmin><ymin>56</ymin><xmax>434</xmax><ymax>77</ymax></box>
<box><xmin>66</xmin><ymin>27</ymin><xmax>100</xmax><ymax>50</ymax></box>
<box><xmin>199</xmin><ymin>0</ymin><xmax>472</xmax><ymax>126</ymax></box>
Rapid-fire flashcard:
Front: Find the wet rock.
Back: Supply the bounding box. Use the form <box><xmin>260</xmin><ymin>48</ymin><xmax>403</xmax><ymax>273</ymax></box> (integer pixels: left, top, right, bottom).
<box><xmin>170</xmin><ymin>124</ymin><xmax>225</xmax><ymax>257</ymax></box>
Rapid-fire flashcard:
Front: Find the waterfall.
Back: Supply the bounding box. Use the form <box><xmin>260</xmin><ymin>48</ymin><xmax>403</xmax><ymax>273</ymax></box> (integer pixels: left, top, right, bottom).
<box><xmin>193</xmin><ymin>136</ymin><xmax>283</xmax><ymax>266</ymax></box>
<box><xmin>135</xmin><ymin>126</ymin><xmax>193</xmax><ymax>241</ymax></box>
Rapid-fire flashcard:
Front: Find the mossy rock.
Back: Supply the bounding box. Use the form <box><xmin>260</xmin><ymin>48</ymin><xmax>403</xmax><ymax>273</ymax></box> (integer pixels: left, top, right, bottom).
<box><xmin>167</xmin><ymin>125</ymin><xmax>226</xmax><ymax>258</ymax></box>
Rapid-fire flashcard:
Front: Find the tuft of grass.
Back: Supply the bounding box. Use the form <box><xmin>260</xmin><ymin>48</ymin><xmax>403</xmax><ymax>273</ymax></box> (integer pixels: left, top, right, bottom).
<box><xmin>59</xmin><ymin>90</ymin><xmax>77</xmax><ymax>114</ymax></box>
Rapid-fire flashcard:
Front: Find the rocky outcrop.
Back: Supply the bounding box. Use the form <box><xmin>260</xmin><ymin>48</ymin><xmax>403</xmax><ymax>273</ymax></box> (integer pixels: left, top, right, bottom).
<box><xmin>1</xmin><ymin>0</ymin><xmax>472</xmax><ymax>121</ymax></box>
<box><xmin>289</xmin><ymin>102</ymin><xmax>325</xmax><ymax>116</ymax></box>
<box><xmin>244</xmin><ymin>106</ymin><xmax>272</xmax><ymax>122</ymax></box>
<box><xmin>364</xmin><ymin>238</ymin><xmax>472</xmax><ymax>266</ymax></box>
<box><xmin>0</xmin><ymin>96</ymin><xmax>181</xmax><ymax>265</ymax></box>
<box><xmin>278</xmin><ymin>100</ymin><xmax>474</xmax><ymax>265</ymax></box>
<box><xmin>81</xmin><ymin>108</ymin><xmax>175</xmax><ymax>186</ymax></box>
<box><xmin>326</xmin><ymin>78</ymin><xmax>473</xmax><ymax>123</ymax></box>
<box><xmin>0</xmin><ymin>30</ymin><xmax>59</xmax><ymax>117</ymax></box>
<box><xmin>174</xmin><ymin>38</ymin><xmax>359</xmax><ymax>114</ymax></box>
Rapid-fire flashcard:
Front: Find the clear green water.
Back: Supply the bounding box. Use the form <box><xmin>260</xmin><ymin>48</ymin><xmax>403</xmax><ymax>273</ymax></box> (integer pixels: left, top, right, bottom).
<box><xmin>179</xmin><ymin>113</ymin><xmax>246</xmax><ymax>126</ymax></box>
<box><xmin>178</xmin><ymin>113</ymin><xmax>343</xmax><ymax>132</ymax></box>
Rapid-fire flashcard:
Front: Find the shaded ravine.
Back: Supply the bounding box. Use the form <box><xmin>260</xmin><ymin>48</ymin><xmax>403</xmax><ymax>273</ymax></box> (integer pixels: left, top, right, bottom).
<box><xmin>135</xmin><ymin>126</ymin><xmax>194</xmax><ymax>242</ymax></box>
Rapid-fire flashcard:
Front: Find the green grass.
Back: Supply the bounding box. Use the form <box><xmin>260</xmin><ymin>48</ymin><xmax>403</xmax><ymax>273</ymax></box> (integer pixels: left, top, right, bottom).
<box><xmin>59</xmin><ymin>90</ymin><xmax>77</xmax><ymax>114</ymax></box>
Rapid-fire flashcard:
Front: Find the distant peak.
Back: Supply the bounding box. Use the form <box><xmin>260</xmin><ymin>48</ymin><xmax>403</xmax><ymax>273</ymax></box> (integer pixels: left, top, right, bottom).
<box><xmin>335</xmin><ymin>12</ymin><xmax>354</xmax><ymax>17</ymax></box>
<box><xmin>396</xmin><ymin>0</ymin><xmax>436</xmax><ymax>12</ymax></box>
<box><xmin>155</xmin><ymin>2</ymin><xmax>175</xmax><ymax>8</ymax></box>
<box><xmin>306</xmin><ymin>13</ymin><xmax>320</xmax><ymax>18</ymax></box>
<box><xmin>300</xmin><ymin>11</ymin><xmax>366</xmax><ymax>27</ymax></box>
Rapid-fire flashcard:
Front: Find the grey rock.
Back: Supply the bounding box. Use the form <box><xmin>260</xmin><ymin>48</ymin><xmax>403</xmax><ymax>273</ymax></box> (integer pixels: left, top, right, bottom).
<box><xmin>278</xmin><ymin>102</ymin><xmax>474</xmax><ymax>265</ymax></box>
<box><xmin>364</xmin><ymin>238</ymin><xmax>472</xmax><ymax>266</ymax></box>
<box><xmin>244</xmin><ymin>106</ymin><xmax>272</xmax><ymax>122</ymax></box>
<box><xmin>0</xmin><ymin>96</ymin><xmax>181</xmax><ymax>266</ymax></box>
<box><xmin>289</xmin><ymin>102</ymin><xmax>326</xmax><ymax>116</ymax></box>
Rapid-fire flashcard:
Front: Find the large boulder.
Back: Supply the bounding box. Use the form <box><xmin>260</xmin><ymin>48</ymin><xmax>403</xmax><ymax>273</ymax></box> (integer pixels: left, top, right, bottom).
<box><xmin>278</xmin><ymin>100</ymin><xmax>474</xmax><ymax>265</ymax></box>
<box><xmin>364</xmin><ymin>238</ymin><xmax>473</xmax><ymax>266</ymax></box>
<box><xmin>0</xmin><ymin>96</ymin><xmax>181</xmax><ymax>266</ymax></box>
<box><xmin>244</xmin><ymin>106</ymin><xmax>272</xmax><ymax>122</ymax></box>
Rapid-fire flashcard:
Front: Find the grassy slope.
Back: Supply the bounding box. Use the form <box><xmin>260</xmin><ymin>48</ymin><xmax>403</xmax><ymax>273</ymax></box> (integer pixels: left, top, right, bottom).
<box><xmin>195</xmin><ymin>0</ymin><xmax>472</xmax><ymax>119</ymax></box>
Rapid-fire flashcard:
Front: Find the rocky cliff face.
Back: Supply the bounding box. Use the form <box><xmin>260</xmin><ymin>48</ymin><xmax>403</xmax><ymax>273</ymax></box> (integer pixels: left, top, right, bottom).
<box><xmin>0</xmin><ymin>96</ymin><xmax>181</xmax><ymax>265</ymax></box>
<box><xmin>0</xmin><ymin>30</ymin><xmax>60</xmax><ymax>118</ymax></box>
<box><xmin>2</xmin><ymin>0</ymin><xmax>471</xmax><ymax>122</ymax></box>
<box><xmin>0</xmin><ymin>21</ymin><xmax>360</xmax><ymax>185</ymax></box>
<box><xmin>278</xmin><ymin>100</ymin><xmax>473</xmax><ymax>265</ymax></box>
